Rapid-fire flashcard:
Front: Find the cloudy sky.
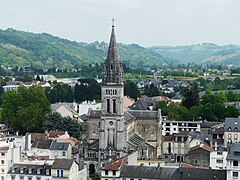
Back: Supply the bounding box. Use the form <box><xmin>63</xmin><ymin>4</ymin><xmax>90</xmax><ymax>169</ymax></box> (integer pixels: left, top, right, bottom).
<box><xmin>0</xmin><ymin>0</ymin><xmax>240</xmax><ymax>46</ymax></box>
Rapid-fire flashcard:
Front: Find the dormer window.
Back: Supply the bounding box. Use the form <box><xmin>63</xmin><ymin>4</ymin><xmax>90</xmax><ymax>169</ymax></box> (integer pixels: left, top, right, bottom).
<box><xmin>46</xmin><ymin>169</ymin><xmax>50</xmax><ymax>176</ymax></box>
<box><xmin>20</xmin><ymin>167</ymin><xmax>24</xmax><ymax>173</ymax></box>
<box><xmin>229</xmin><ymin>127</ymin><xmax>232</xmax><ymax>131</ymax></box>
<box><xmin>235</xmin><ymin>127</ymin><xmax>238</xmax><ymax>131</ymax></box>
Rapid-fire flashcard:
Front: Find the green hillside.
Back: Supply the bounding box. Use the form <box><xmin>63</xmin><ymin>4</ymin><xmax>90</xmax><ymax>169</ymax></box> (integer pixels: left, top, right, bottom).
<box><xmin>0</xmin><ymin>28</ymin><xmax>169</xmax><ymax>69</ymax></box>
<box><xmin>150</xmin><ymin>43</ymin><xmax>240</xmax><ymax>65</ymax></box>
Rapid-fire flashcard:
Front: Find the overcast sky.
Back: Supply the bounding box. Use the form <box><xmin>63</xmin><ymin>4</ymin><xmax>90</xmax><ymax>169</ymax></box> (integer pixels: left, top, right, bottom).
<box><xmin>0</xmin><ymin>0</ymin><xmax>240</xmax><ymax>46</ymax></box>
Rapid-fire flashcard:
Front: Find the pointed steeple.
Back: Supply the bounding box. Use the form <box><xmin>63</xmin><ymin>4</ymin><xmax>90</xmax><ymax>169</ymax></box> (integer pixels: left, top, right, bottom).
<box><xmin>103</xmin><ymin>20</ymin><xmax>123</xmax><ymax>85</ymax></box>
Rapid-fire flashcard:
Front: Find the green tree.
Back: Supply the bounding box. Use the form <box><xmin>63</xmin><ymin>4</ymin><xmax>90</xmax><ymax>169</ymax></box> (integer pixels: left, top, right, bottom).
<box><xmin>182</xmin><ymin>82</ymin><xmax>200</xmax><ymax>109</ymax></box>
<box><xmin>226</xmin><ymin>90</ymin><xmax>238</xmax><ymax>102</ymax></box>
<box><xmin>144</xmin><ymin>83</ymin><xmax>160</xmax><ymax>97</ymax></box>
<box><xmin>2</xmin><ymin>85</ymin><xmax>51</xmax><ymax>134</ymax></box>
<box><xmin>43</xmin><ymin>112</ymin><xmax>82</xmax><ymax>139</ymax></box>
<box><xmin>124</xmin><ymin>80</ymin><xmax>140</xmax><ymax>100</ymax></box>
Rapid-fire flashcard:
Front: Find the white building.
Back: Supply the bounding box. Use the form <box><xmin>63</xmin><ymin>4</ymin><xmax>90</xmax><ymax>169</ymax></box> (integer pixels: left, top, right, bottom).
<box><xmin>0</xmin><ymin>140</ymin><xmax>21</xmax><ymax>180</ymax></box>
<box><xmin>7</xmin><ymin>163</ymin><xmax>51</xmax><ymax>180</ymax></box>
<box><xmin>226</xmin><ymin>143</ymin><xmax>240</xmax><ymax>180</ymax></box>
<box><xmin>161</xmin><ymin>118</ymin><xmax>201</xmax><ymax>136</ymax></box>
<box><xmin>210</xmin><ymin>146</ymin><xmax>228</xmax><ymax>170</ymax></box>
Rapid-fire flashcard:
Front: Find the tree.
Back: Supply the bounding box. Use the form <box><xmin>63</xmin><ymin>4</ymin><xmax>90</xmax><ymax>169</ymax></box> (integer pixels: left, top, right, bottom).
<box><xmin>43</xmin><ymin>112</ymin><xmax>82</xmax><ymax>139</ymax></box>
<box><xmin>91</xmin><ymin>173</ymin><xmax>101</xmax><ymax>180</ymax></box>
<box><xmin>182</xmin><ymin>82</ymin><xmax>200</xmax><ymax>109</ymax></box>
<box><xmin>2</xmin><ymin>85</ymin><xmax>51</xmax><ymax>134</ymax></box>
<box><xmin>74</xmin><ymin>78</ymin><xmax>101</xmax><ymax>102</ymax></box>
<box><xmin>124</xmin><ymin>80</ymin><xmax>140</xmax><ymax>100</ymax></box>
<box><xmin>144</xmin><ymin>83</ymin><xmax>160</xmax><ymax>97</ymax></box>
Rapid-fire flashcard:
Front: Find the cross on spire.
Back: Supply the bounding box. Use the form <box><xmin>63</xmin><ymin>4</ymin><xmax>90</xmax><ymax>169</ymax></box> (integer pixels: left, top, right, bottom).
<box><xmin>112</xmin><ymin>18</ymin><xmax>115</xmax><ymax>27</ymax></box>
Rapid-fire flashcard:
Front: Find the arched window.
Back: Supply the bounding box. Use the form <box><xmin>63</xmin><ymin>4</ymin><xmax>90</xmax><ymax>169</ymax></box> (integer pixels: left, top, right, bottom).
<box><xmin>115</xmin><ymin>89</ymin><xmax>117</xmax><ymax>95</ymax></box>
<box><xmin>233</xmin><ymin>160</ymin><xmax>238</xmax><ymax>166</ymax></box>
<box><xmin>106</xmin><ymin>89</ymin><xmax>108</xmax><ymax>94</ymax></box>
<box><xmin>110</xmin><ymin>64</ymin><xmax>113</xmax><ymax>71</ymax></box>
<box><xmin>107</xmin><ymin>99</ymin><xmax>110</xmax><ymax>113</ymax></box>
<box><xmin>113</xmin><ymin>99</ymin><xmax>116</xmax><ymax>113</ymax></box>
<box><xmin>235</xmin><ymin>127</ymin><xmax>238</xmax><ymax>131</ymax></box>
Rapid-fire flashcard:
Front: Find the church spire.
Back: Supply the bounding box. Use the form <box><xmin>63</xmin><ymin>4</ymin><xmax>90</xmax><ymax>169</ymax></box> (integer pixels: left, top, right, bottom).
<box><xmin>103</xmin><ymin>19</ymin><xmax>123</xmax><ymax>85</ymax></box>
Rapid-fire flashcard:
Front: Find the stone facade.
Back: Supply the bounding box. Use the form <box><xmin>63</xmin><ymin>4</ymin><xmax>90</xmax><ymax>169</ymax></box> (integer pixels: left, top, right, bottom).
<box><xmin>84</xmin><ymin>24</ymin><xmax>162</xmax><ymax>176</ymax></box>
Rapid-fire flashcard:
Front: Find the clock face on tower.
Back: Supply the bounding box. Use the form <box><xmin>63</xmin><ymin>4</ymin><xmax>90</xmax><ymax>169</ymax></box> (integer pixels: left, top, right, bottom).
<box><xmin>109</xmin><ymin>121</ymin><xmax>113</xmax><ymax>126</ymax></box>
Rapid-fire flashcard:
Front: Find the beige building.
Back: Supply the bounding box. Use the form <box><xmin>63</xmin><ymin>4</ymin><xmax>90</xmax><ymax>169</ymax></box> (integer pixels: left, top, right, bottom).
<box><xmin>0</xmin><ymin>140</ymin><xmax>21</xmax><ymax>180</ymax></box>
<box><xmin>50</xmin><ymin>142</ymin><xmax>72</xmax><ymax>160</ymax></box>
<box><xmin>51</xmin><ymin>159</ymin><xmax>79</xmax><ymax>180</ymax></box>
<box><xmin>224</xmin><ymin>117</ymin><xmax>240</xmax><ymax>147</ymax></box>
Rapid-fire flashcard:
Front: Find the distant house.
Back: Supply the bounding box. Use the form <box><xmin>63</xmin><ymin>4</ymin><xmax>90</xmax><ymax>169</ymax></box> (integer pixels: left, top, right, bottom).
<box><xmin>49</xmin><ymin>142</ymin><xmax>72</xmax><ymax>159</ymax></box>
<box><xmin>210</xmin><ymin>145</ymin><xmax>227</xmax><ymax>170</ymax></box>
<box><xmin>51</xmin><ymin>103</ymin><xmax>79</xmax><ymax>120</ymax></box>
<box><xmin>51</xmin><ymin>159</ymin><xmax>80</xmax><ymax>180</ymax></box>
<box><xmin>186</xmin><ymin>144</ymin><xmax>214</xmax><ymax>168</ymax></box>
<box><xmin>8</xmin><ymin>163</ymin><xmax>51</xmax><ymax>180</ymax></box>
<box><xmin>224</xmin><ymin>117</ymin><xmax>240</xmax><ymax>147</ymax></box>
<box><xmin>226</xmin><ymin>143</ymin><xmax>240</xmax><ymax>180</ymax></box>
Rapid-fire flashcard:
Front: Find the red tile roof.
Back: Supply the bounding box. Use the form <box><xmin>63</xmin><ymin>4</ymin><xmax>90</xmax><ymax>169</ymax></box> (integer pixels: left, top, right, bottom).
<box><xmin>190</xmin><ymin>144</ymin><xmax>214</xmax><ymax>152</ymax></box>
<box><xmin>31</xmin><ymin>133</ymin><xmax>47</xmax><ymax>142</ymax></box>
<box><xmin>48</xmin><ymin>131</ymin><xmax>65</xmax><ymax>138</ymax></box>
<box><xmin>104</xmin><ymin>157</ymin><xmax>125</xmax><ymax>170</ymax></box>
<box><xmin>181</xmin><ymin>163</ymin><xmax>197</xmax><ymax>168</ymax></box>
<box><xmin>0</xmin><ymin>147</ymin><xmax>9</xmax><ymax>152</ymax></box>
<box><xmin>164</xmin><ymin>135</ymin><xmax>173</xmax><ymax>141</ymax></box>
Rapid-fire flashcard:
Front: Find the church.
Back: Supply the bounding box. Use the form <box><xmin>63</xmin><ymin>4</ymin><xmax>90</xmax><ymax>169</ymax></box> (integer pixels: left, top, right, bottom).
<box><xmin>82</xmin><ymin>21</ymin><xmax>163</xmax><ymax>175</ymax></box>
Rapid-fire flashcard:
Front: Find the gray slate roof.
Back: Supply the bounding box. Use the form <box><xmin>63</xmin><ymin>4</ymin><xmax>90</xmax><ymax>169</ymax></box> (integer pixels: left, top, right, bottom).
<box><xmin>50</xmin><ymin>142</ymin><xmax>69</xmax><ymax>151</ymax></box>
<box><xmin>8</xmin><ymin>163</ymin><xmax>51</xmax><ymax>176</ymax></box>
<box><xmin>120</xmin><ymin>165</ymin><xmax>177</xmax><ymax>179</ymax></box>
<box><xmin>226</xmin><ymin>143</ymin><xmax>240</xmax><ymax>161</ymax></box>
<box><xmin>173</xmin><ymin>167</ymin><xmax>226</xmax><ymax>180</ymax></box>
<box><xmin>189</xmin><ymin>132</ymin><xmax>212</xmax><ymax>146</ymax></box>
<box><xmin>201</xmin><ymin>121</ymin><xmax>222</xmax><ymax>128</ymax></box>
<box><xmin>52</xmin><ymin>159</ymin><xmax>74</xmax><ymax>170</ymax></box>
<box><xmin>224</xmin><ymin>117</ymin><xmax>240</xmax><ymax>132</ymax></box>
<box><xmin>32</xmin><ymin>139</ymin><xmax>53</xmax><ymax>149</ymax></box>
<box><xmin>128</xmin><ymin>134</ymin><xmax>153</xmax><ymax>148</ymax></box>
<box><xmin>127</xmin><ymin>110</ymin><xmax>160</xmax><ymax>120</ymax></box>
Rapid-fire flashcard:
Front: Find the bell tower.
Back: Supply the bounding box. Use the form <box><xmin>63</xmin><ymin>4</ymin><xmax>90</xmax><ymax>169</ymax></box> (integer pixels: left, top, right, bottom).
<box><xmin>99</xmin><ymin>19</ymin><xmax>127</xmax><ymax>162</ymax></box>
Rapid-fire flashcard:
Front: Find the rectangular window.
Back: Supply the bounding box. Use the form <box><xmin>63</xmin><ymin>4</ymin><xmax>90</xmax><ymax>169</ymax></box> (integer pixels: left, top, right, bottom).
<box><xmin>60</xmin><ymin>170</ymin><xmax>63</xmax><ymax>177</ymax></box>
<box><xmin>1</xmin><ymin>160</ymin><xmax>4</xmax><ymax>165</ymax></box>
<box><xmin>1</xmin><ymin>176</ymin><xmax>4</xmax><ymax>180</ymax></box>
<box><xmin>216</xmin><ymin>159</ymin><xmax>223</xmax><ymax>163</ymax></box>
<box><xmin>105</xmin><ymin>170</ymin><xmax>108</xmax><ymax>175</ymax></box>
<box><xmin>20</xmin><ymin>176</ymin><xmax>24</xmax><ymax>180</ymax></box>
<box><xmin>62</xmin><ymin>151</ymin><xmax>66</xmax><ymax>156</ymax></box>
<box><xmin>57</xmin><ymin>170</ymin><xmax>60</xmax><ymax>177</ymax></box>
<box><xmin>28</xmin><ymin>177</ymin><xmax>32</xmax><ymax>180</ymax></box>
<box><xmin>217</xmin><ymin>152</ymin><xmax>223</xmax><ymax>155</ymax></box>
<box><xmin>233</xmin><ymin>171</ymin><xmax>238</xmax><ymax>177</ymax></box>
<box><xmin>36</xmin><ymin>177</ymin><xmax>41</xmax><ymax>180</ymax></box>
<box><xmin>1</xmin><ymin>153</ymin><xmax>4</xmax><ymax>156</ymax></box>
<box><xmin>113</xmin><ymin>170</ymin><xmax>116</xmax><ymax>175</ymax></box>
<box><xmin>11</xmin><ymin>176</ymin><xmax>15</xmax><ymax>180</ymax></box>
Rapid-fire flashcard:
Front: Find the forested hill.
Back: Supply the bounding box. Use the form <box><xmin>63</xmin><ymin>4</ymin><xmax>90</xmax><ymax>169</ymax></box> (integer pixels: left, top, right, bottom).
<box><xmin>0</xmin><ymin>28</ymin><xmax>169</xmax><ymax>69</ymax></box>
<box><xmin>150</xmin><ymin>43</ymin><xmax>240</xmax><ymax>66</ymax></box>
